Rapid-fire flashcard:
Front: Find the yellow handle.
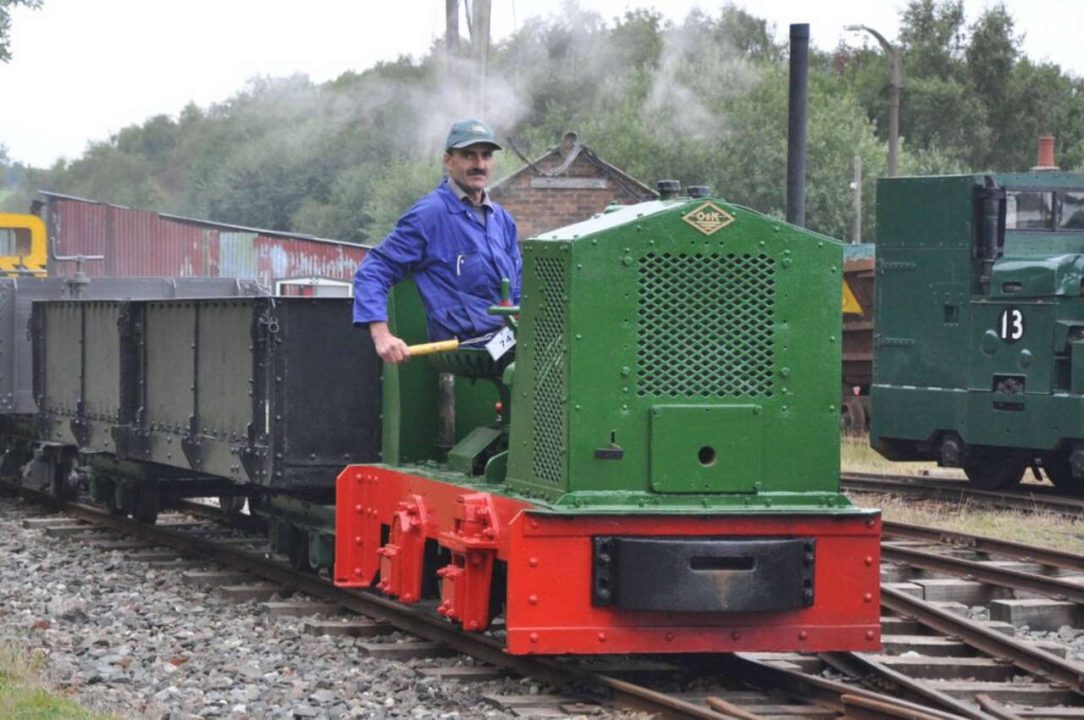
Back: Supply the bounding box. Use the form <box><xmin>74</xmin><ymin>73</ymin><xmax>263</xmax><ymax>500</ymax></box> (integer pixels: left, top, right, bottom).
<box><xmin>406</xmin><ymin>339</ymin><xmax>460</xmax><ymax>357</ymax></box>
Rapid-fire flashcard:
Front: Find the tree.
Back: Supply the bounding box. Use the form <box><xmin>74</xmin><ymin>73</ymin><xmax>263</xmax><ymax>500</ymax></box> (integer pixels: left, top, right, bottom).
<box><xmin>966</xmin><ymin>4</ymin><xmax>1017</xmax><ymax>104</ymax></box>
<box><xmin>0</xmin><ymin>0</ymin><xmax>43</xmax><ymax>62</ymax></box>
<box><xmin>898</xmin><ymin>0</ymin><xmax>965</xmax><ymax>81</ymax></box>
<box><xmin>21</xmin><ymin>2</ymin><xmax>1084</xmax><ymax>243</ymax></box>
<box><xmin>610</xmin><ymin>9</ymin><xmax>666</xmax><ymax>70</ymax></box>
<box><xmin>41</xmin><ymin>143</ymin><xmax>165</xmax><ymax>209</ymax></box>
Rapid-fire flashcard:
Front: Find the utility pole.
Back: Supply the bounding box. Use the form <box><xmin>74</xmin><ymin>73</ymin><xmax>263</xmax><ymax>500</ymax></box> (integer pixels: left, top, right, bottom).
<box><xmin>846</xmin><ymin>25</ymin><xmax>903</xmax><ymax>177</ymax></box>
<box><xmin>445</xmin><ymin>0</ymin><xmax>459</xmax><ymax>55</ymax></box>
<box><xmin>469</xmin><ymin>0</ymin><xmax>491</xmax><ymax>117</ymax></box>
<box><xmin>851</xmin><ymin>156</ymin><xmax>862</xmax><ymax>244</ymax></box>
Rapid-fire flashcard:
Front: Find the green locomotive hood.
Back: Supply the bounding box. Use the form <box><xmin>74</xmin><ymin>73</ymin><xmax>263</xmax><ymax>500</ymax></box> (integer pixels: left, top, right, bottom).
<box><xmin>504</xmin><ymin>193</ymin><xmax>849</xmax><ymax>509</ymax></box>
<box><xmin>990</xmin><ymin>254</ymin><xmax>1084</xmax><ymax>299</ymax></box>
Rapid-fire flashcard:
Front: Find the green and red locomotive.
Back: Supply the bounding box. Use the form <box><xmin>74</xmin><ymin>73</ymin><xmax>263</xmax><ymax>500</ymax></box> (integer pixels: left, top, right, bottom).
<box><xmin>12</xmin><ymin>189</ymin><xmax>881</xmax><ymax>656</ymax></box>
<box><xmin>335</xmin><ymin>193</ymin><xmax>882</xmax><ymax>655</ymax></box>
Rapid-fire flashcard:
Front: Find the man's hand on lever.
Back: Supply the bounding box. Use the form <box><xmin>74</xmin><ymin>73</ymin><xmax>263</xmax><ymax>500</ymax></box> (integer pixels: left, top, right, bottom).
<box><xmin>371</xmin><ymin>323</ymin><xmax>461</xmax><ymax>364</ymax></box>
<box><xmin>369</xmin><ymin>322</ymin><xmax>411</xmax><ymax>364</ymax></box>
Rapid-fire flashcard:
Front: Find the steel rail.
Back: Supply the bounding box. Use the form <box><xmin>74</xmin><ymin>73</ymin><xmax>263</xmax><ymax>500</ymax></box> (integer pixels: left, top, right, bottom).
<box><xmin>974</xmin><ymin>693</ymin><xmax>1026</xmax><ymax>720</ymax></box>
<box><xmin>883</xmin><ymin>520</ymin><xmax>1084</xmax><ymax>573</ymax></box>
<box><xmin>880</xmin><ymin>585</ymin><xmax>1084</xmax><ymax>693</ymax></box>
<box><xmin>881</xmin><ymin>544</ymin><xmax>1084</xmax><ymax>604</ymax></box>
<box><xmin>841</xmin><ymin>472</ymin><xmax>1084</xmax><ymax>515</ymax></box>
<box><xmin>725</xmin><ymin>654</ymin><xmax>968</xmax><ymax>720</ymax></box>
<box><xmin>24</xmin><ymin>496</ymin><xmax>730</xmax><ymax>720</ymax></box>
<box><xmin>22</xmin><ymin>482</ymin><xmax>1078</xmax><ymax>718</ymax></box>
<box><xmin>6</xmin><ymin>485</ymin><xmax>977</xmax><ymax>720</ymax></box>
<box><xmin>840</xmin><ymin>694</ymin><xmax>968</xmax><ymax>720</ymax></box>
<box><xmin>819</xmin><ymin>651</ymin><xmax>984</xmax><ymax>719</ymax></box>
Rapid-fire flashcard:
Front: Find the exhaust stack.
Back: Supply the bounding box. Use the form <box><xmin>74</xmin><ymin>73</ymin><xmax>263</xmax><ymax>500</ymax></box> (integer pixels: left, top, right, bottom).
<box><xmin>786</xmin><ymin>23</ymin><xmax>809</xmax><ymax>227</ymax></box>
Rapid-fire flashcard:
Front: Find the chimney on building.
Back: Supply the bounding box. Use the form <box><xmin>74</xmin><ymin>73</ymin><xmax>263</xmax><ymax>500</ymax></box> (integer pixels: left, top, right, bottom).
<box><xmin>560</xmin><ymin>132</ymin><xmax>579</xmax><ymax>157</ymax></box>
<box><xmin>1032</xmin><ymin>135</ymin><xmax>1058</xmax><ymax>171</ymax></box>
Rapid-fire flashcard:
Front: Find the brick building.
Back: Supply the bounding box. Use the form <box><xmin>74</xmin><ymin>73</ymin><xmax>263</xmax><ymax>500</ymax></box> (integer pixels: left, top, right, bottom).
<box><xmin>490</xmin><ymin>132</ymin><xmax>657</xmax><ymax>238</ymax></box>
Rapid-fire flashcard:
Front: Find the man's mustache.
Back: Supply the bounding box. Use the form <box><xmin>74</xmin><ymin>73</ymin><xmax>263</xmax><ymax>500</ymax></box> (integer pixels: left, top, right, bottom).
<box><xmin>468</xmin><ymin>170</ymin><xmax>487</xmax><ymax>175</ymax></box>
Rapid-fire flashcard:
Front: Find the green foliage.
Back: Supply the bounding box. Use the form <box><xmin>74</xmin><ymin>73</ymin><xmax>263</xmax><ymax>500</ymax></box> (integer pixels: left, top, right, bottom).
<box><xmin>16</xmin><ymin>1</ymin><xmax>1084</xmax><ymax>244</ymax></box>
<box><xmin>364</xmin><ymin>158</ymin><xmax>444</xmax><ymax>241</ymax></box>
<box><xmin>48</xmin><ymin>144</ymin><xmax>166</xmax><ymax>208</ymax></box>
<box><xmin>0</xmin><ymin>642</ymin><xmax>114</xmax><ymax>719</ymax></box>
<box><xmin>610</xmin><ymin>9</ymin><xmax>666</xmax><ymax>70</ymax></box>
<box><xmin>711</xmin><ymin>5</ymin><xmax>784</xmax><ymax>63</ymax></box>
<box><xmin>899</xmin><ymin>0</ymin><xmax>966</xmax><ymax>80</ymax></box>
<box><xmin>843</xmin><ymin>0</ymin><xmax>1084</xmax><ymax>177</ymax></box>
<box><xmin>0</xmin><ymin>0</ymin><xmax>42</xmax><ymax>62</ymax></box>
<box><xmin>0</xmin><ymin>680</ymin><xmax>108</xmax><ymax>720</ymax></box>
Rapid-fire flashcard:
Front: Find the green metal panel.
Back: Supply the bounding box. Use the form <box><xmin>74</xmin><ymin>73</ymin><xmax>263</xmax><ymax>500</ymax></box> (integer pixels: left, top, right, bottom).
<box><xmin>967</xmin><ymin>300</ymin><xmax>1052</xmax><ymax>393</ymax></box>
<box><xmin>506</xmin><ymin>242</ymin><xmax>570</xmax><ymax>494</ymax></box>
<box><xmin>648</xmin><ymin>405</ymin><xmax>761</xmax><ymax>493</ymax></box>
<box><xmin>381</xmin><ymin>278</ymin><xmax>502</xmax><ymax>466</ymax></box>
<box><xmin>381</xmin><ymin>278</ymin><xmax>439</xmax><ymax>465</ymax></box>
<box><xmin>1073</xmin><ymin>342</ymin><xmax>1084</xmax><ymax>394</ymax></box>
<box><xmin>875</xmin><ymin>383</ymin><xmax>1084</xmax><ymax>451</ymax></box>
<box><xmin>448</xmin><ymin>426</ymin><xmax>504</xmax><ymax>474</ymax></box>
<box><xmin>504</xmin><ymin>197</ymin><xmax>845</xmax><ymax>507</ymax></box>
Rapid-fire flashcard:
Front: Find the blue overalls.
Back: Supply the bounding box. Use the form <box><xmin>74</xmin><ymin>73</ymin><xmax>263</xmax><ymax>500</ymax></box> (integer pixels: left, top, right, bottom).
<box><xmin>353</xmin><ymin>180</ymin><xmax>521</xmax><ymax>341</ymax></box>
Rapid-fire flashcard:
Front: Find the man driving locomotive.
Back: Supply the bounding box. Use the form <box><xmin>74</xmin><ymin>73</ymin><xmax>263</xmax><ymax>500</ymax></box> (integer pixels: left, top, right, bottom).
<box><xmin>352</xmin><ymin>119</ymin><xmax>521</xmax><ymax>364</ymax></box>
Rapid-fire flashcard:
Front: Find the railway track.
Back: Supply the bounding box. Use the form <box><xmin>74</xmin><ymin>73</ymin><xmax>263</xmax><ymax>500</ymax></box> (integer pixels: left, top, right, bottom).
<box><xmin>6</xmin><ymin>481</ymin><xmax>1084</xmax><ymax>719</ymax></box>
<box><xmin>0</xmin><ymin>484</ymin><xmax>924</xmax><ymax>719</ymax></box>
<box><xmin>842</xmin><ymin>470</ymin><xmax>1084</xmax><ymax>515</ymax></box>
<box><xmin>859</xmin><ymin>520</ymin><xmax>1084</xmax><ymax>718</ymax></box>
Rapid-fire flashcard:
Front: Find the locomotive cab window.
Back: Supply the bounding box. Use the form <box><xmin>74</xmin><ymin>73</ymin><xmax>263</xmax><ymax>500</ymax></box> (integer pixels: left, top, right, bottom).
<box><xmin>1006</xmin><ymin>191</ymin><xmax>1054</xmax><ymax>230</ymax></box>
<box><xmin>0</xmin><ymin>227</ymin><xmax>32</xmax><ymax>256</ymax></box>
<box><xmin>1004</xmin><ymin>189</ymin><xmax>1084</xmax><ymax>232</ymax></box>
<box><xmin>1059</xmin><ymin>191</ymin><xmax>1084</xmax><ymax>229</ymax></box>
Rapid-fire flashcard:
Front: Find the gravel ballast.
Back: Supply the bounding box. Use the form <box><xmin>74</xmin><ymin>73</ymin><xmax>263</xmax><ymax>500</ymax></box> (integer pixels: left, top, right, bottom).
<box><xmin>0</xmin><ymin>495</ymin><xmax>596</xmax><ymax>720</ymax></box>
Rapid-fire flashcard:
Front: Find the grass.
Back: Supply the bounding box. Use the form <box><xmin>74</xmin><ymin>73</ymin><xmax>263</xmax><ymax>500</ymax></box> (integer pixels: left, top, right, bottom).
<box><xmin>867</xmin><ymin>493</ymin><xmax>1084</xmax><ymax>554</ymax></box>
<box><xmin>841</xmin><ymin>433</ymin><xmax>1084</xmax><ymax>554</ymax></box>
<box><xmin>0</xmin><ymin>643</ymin><xmax>113</xmax><ymax>720</ymax></box>
<box><xmin>840</xmin><ymin>434</ymin><xmax>964</xmax><ymax>478</ymax></box>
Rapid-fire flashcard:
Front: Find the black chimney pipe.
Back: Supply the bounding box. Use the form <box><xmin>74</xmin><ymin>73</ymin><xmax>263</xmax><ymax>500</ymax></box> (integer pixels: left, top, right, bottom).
<box><xmin>786</xmin><ymin>23</ymin><xmax>809</xmax><ymax>227</ymax></box>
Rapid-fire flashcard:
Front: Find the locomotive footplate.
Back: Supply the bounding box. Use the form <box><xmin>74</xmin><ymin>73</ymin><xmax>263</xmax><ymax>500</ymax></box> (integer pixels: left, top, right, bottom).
<box><xmin>592</xmin><ymin>536</ymin><xmax>815</xmax><ymax>612</ymax></box>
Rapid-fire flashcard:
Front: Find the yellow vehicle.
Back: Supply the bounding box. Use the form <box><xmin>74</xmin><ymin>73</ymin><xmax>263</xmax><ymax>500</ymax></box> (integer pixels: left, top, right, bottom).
<box><xmin>0</xmin><ymin>213</ymin><xmax>47</xmax><ymax>276</ymax></box>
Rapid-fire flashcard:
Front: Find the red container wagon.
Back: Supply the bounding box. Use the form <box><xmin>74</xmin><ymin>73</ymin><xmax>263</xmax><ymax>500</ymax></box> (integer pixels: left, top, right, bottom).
<box><xmin>40</xmin><ymin>192</ymin><xmax>366</xmax><ymax>287</ymax></box>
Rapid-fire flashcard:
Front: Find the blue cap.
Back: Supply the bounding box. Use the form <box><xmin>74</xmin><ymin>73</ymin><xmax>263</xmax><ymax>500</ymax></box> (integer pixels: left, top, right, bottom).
<box><xmin>445</xmin><ymin>119</ymin><xmax>502</xmax><ymax>151</ymax></box>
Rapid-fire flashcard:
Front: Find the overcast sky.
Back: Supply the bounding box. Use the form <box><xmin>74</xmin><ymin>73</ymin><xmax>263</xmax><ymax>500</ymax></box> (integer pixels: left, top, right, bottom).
<box><xmin>0</xmin><ymin>0</ymin><xmax>1078</xmax><ymax>168</ymax></box>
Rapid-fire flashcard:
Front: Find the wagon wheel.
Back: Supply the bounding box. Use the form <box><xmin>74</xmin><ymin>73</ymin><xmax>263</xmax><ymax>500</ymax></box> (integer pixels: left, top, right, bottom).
<box><xmin>219</xmin><ymin>495</ymin><xmax>247</xmax><ymax>517</ymax></box>
<box><xmin>288</xmin><ymin>527</ymin><xmax>310</xmax><ymax>571</ymax></box>
<box><xmin>1043</xmin><ymin>453</ymin><xmax>1084</xmax><ymax>494</ymax></box>
<box><xmin>103</xmin><ymin>482</ymin><xmax>127</xmax><ymax>516</ymax></box>
<box><xmin>963</xmin><ymin>450</ymin><xmax>1026</xmax><ymax>490</ymax></box>
<box><xmin>840</xmin><ymin>396</ymin><xmax>867</xmax><ymax>436</ymax></box>
<box><xmin>132</xmin><ymin>484</ymin><xmax>160</xmax><ymax>525</ymax></box>
<box><xmin>245</xmin><ymin>493</ymin><xmax>270</xmax><ymax>533</ymax></box>
<box><xmin>51</xmin><ymin>462</ymin><xmax>78</xmax><ymax>503</ymax></box>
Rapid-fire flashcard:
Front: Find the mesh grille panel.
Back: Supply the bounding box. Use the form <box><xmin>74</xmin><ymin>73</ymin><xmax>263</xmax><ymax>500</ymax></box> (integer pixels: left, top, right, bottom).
<box><xmin>530</xmin><ymin>256</ymin><xmax>567</xmax><ymax>486</ymax></box>
<box><xmin>637</xmin><ymin>252</ymin><xmax>776</xmax><ymax>397</ymax></box>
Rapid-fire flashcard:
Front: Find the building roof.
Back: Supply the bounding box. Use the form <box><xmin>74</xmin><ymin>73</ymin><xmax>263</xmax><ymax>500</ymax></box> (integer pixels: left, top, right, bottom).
<box><xmin>490</xmin><ymin>132</ymin><xmax>658</xmax><ymax>201</ymax></box>
<box><xmin>39</xmin><ymin>190</ymin><xmax>357</xmax><ymax>249</ymax></box>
